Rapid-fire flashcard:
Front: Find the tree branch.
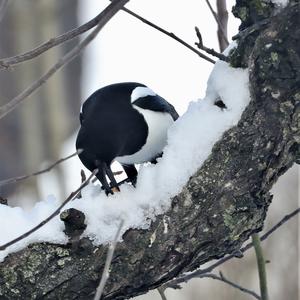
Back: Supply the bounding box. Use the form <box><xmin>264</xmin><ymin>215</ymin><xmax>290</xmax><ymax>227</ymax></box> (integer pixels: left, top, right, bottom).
<box><xmin>0</xmin><ymin>2</ymin><xmax>299</xmax><ymax>299</ymax></box>
<box><xmin>0</xmin><ymin>150</ymin><xmax>82</xmax><ymax>187</ymax></box>
<box><xmin>0</xmin><ymin>0</ymin><xmax>130</xmax><ymax>120</ymax></box>
<box><xmin>199</xmin><ymin>272</ymin><xmax>261</xmax><ymax>299</ymax></box>
<box><xmin>216</xmin><ymin>0</ymin><xmax>229</xmax><ymax>51</ymax></box>
<box><xmin>0</xmin><ymin>2</ymin><xmax>122</xmax><ymax>69</ymax></box>
<box><xmin>165</xmin><ymin>207</ymin><xmax>300</xmax><ymax>288</ymax></box>
<box><xmin>194</xmin><ymin>26</ymin><xmax>229</xmax><ymax>61</ymax></box>
<box><xmin>118</xmin><ymin>4</ymin><xmax>215</xmax><ymax>64</ymax></box>
<box><xmin>204</xmin><ymin>0</ymin><xmax>229</xmax><ymax>50</ymax></box>
<box><xmin>157</xmin><ymin>287</ymin><xmax>168</xmax><ymax>300</ymax></box>
<box><xmin>0</xmin><ymin>1</ymin><xmax>215</xmax><ymax>69</ymax></box>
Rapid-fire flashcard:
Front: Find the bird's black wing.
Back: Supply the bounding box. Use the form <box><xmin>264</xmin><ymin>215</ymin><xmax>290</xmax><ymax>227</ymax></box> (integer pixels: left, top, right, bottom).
<box><xmin>79</xmin><ymin>88</ymin><xmax>106</xmax><ymax>125</ymax></box>
<box><xmin>133</xmin><ymin>95</ymin><xmax>179</xmax><ymax>121</ymax></box>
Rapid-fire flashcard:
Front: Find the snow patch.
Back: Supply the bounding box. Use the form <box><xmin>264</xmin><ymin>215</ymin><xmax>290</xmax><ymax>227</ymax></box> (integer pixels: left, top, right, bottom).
<box><xmin>271</xmin><ymin>0</ymin><xmax>289</xmax><ymax>8</ymax></box>
<box><xmin>131</xmin><ymin>86</ymin><xmax>156</xmax><ymax>102</ymax></box>
<box><xmin>0</xmin><ymin>43</ymin><xmax>251</xmax><ymax>262</ymax></box>
<box><xmin>0</xmin><ymin>196</ymin><xmax>67</xmax><ymax>261</ymax></box>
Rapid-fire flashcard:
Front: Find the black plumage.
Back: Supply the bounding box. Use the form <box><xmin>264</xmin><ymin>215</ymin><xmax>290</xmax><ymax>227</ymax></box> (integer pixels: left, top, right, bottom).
<box><xmin>76</xmin><ymin>82</ymin><xmax>178</xmax><ymax>194</ymax></box>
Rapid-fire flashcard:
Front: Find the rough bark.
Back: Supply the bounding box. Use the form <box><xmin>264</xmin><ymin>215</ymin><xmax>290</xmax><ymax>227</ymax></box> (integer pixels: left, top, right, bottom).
<box><xmin>0</xmin><ymin>1</ymin><xmax>299</xmax><ymax>299</ymax></box>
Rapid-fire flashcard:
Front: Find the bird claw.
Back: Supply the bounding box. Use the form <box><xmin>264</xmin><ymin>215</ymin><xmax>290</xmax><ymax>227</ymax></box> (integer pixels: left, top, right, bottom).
<box><xmin>102</xmin><ymin>186</ymin><xmax>120</xmax><ymax>196</ymax></box>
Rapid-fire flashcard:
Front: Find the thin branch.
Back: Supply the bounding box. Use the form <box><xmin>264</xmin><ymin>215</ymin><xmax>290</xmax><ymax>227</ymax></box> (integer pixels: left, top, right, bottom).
<box><xmin>216</xmin><ymin>0</ymin><xmax>229</xmax><ymax>52</ymax></box>
<box><xmin>219</xmin><ymin>271</ymin><xmax>261</xmax><ymax>299</ymax></box>
<box><xmin>164</xmin><ymin>207</ymin><xmax>300</xmax><ymax>289</ymax></box>
<box><xmin>258</xmin><ymin>208</ymin><xmax>300</xmax><ymax>241</ymax></box>
<box><xmin>195</xmin><ymin>26</ymin><xmax>229</xmax><ymax>62</ymax></box>
<box><xmin>0</xmin><ymin>0</ymin><xmax>215</xmax><ymax>69</ymax></box>
<box><xmin>0</xmin><ymin>150</ymin><xmax>82</xmax><ymax>187</ymax></box>
<box><xmin>118</xmin><ymin>4</ymin><xmax>215</xmax><ymax>64</ymax></box>
<box><xmin>0</xmin><ymin>149</ymin><xmax>121</xmax><ymax>187</ymax></box>
<box><xmin>0</xmin><ymin>169</ymin><xmax>98</xmax><ymax>251</ymax></box>
<box><xmin>204</xmin><ymin>0</ymin><xmax>229</xmax><ymax>49</ymax></box>
<box><xmin>199</xmin><ymin>272</ymin><xmax>261</xmax><ymax>299</ymax></box>
<box><xmin>157</xmin><ymin>287</ymin><xmax>168</xmax><ymax>300</ymax></box>
<box><xmin>94</xmin><ymin>219</ymin><xmax>124</xmax><ymax>300</ymax></box>
<box><xmin>0</xmin><ymin>0</ymin><xmax>9</xmax><ymax>23</ymax></box>
<box><xmin>0</xmin><ymin>0</ymin><xmax>130</xmax><ymax>120</ymax></box>
<box><xmin>0</xmin><ymin>1</ymin><xmax>122</xmax><ymax>69</ymax></box>
<box><xmin>252</xmin><ymin>233</ymin><xmax>269</xmax><ymax>300</ymax></box>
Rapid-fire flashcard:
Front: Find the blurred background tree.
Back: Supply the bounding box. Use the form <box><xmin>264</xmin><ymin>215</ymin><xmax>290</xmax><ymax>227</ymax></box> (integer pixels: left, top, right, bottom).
<box><xmin>0</xmin><ymin>0</ymin><xmax>82</xmax><ymax>202</ymax></box>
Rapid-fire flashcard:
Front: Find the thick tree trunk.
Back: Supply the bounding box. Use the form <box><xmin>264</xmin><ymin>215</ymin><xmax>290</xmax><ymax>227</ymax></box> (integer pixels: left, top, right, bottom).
<box><xmin>0</xmin><ymin>1</ymin><xmax>299</xmax><ymax>299</ymax></box>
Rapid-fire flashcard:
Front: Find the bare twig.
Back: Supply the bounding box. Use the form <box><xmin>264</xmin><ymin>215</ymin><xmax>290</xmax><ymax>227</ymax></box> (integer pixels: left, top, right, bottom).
<box><xmin>0</xmin><ymin>0</ymin><xmax>129</xmax><ymax>120</ymax></box>
<box><xmin>0</xmin><ymin>0</ymin><xmax>215</xmax><ymax>69</ymax></box>
<box><xmin>118</xmin><ymin>5</ymin><xmax>215</xmax><ymax>64</ymax></box>
<box><xmin>195</xmin><ymin>27</ymin><xmax>229</xmax><ymax>62</ymax></box>
<box><xmin>0</xmin><ymin>1</ymin><xmax>124</xmax><ymax>69</ymax></box>
<box><xmin>0</xmin><ymin>150</ymin><xmax>82</xmax><ymax>187</ymax></box>
<box><xmin>204</xmin><ymin>0</ymin><xmax>229</xmax><ymax>50</ymax></box>
<box><xmin>94</xmin><ymin>219</ymin><xmax>124</xmax><ymax>300</ymax></box>
<box><xmin>157</xmin><ymin>287</ymin><xmax>168</xmax><ymax>300</ymax></box>
<box><xmin>216</xmin><ymin>0</ymin><xmax>229</xmax><ymax>52</ymax></box>
<box><xmin>0</xmin><ymin>169</ymin><xmax>98</xmax><ymax>251</ymax></box>
<box><xmin>164</xmin><ymin>207</ymin><xmax>300</xmax><ymax>289</ymax></box>
<box><xmin>252</xmin><ymin>233</ymin><xmax>269</xmax><ymax>300</ymax></box>
<box><xmin>258</xmin><ymin>208</ymin><xmax>300</xmax><ymax>241</ymax></box>
<box><xmin>0</xmin><ymin>0</ymin><xmax>9</xmax><ymax>23</ymax></box>
<box><xmin>198</xmin><ymin>272</ymin><xmax>261</xmax><ymax>299</ymax></box>
<box><xmin>0</xmin><ymin>149</ymin><xmax>121</xmax><ymax>187</ymax></box>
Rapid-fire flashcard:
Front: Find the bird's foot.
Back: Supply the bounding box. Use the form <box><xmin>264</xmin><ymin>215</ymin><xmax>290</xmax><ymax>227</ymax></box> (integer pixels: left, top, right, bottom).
<box><xmin>114</xmin><ymin>176</ymin><xmax>137</xmax><ymax>188</ymax></box>
<box><xmin>103</xmin><ymin>185</ymin><xmax>120</xmax><ymax>196</ymax></box>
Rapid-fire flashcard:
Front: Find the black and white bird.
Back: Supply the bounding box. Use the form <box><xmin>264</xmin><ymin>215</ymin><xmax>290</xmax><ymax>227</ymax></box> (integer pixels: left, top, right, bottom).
<box><xmin>76</xmin><ymin>82</ymin><xmax>179</xmax><ymax>194</ymax></box>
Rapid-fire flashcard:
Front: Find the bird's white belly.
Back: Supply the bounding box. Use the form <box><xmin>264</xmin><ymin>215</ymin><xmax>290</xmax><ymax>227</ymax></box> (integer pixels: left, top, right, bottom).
<box><xmin>116</xmin><ymin>106</ymin><xmax>174</xmax><ymax>164</ymax></box>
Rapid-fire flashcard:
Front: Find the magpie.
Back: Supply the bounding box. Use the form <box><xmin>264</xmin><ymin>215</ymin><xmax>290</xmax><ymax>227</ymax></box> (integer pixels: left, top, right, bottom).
<box><xmin>76</xmin><ymin>82</ymin><xmax>179</xmax><ymax>194</ymax></box>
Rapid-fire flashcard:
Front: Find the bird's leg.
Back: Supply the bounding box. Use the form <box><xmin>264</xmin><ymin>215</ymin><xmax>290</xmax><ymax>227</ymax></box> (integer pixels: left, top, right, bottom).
<box><xmin>95</xmin><ymin>160</ymin><xmax>113</xmax><ymax>195</ymax></box>
<box><xmin>104</xmin><ymin>163</ymin><xmax>120</xmax><ymax>193</ymax></box>
<box><xmin>121</xmin><ymin>164</ymin><xmax>138</xmax><ymax>187</ymax></box>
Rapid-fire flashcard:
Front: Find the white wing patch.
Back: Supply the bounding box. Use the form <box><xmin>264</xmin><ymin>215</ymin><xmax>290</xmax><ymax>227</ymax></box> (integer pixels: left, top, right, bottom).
<box><xmin>131</xmin><ymin>87</ymin><xmax>156</xmax><ymax>103</ymax></box>
<box><xmin>116</xmin><ymin>106</ymin><xmax>174</xmax><ymax>164</ymax></box>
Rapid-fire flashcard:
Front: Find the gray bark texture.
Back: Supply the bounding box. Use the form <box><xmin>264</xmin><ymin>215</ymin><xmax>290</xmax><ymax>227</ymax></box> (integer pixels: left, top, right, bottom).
<box><xmin>0</xmin><ymin>1</ymin><xmax>299</xmax><ymax>299</ymax></box>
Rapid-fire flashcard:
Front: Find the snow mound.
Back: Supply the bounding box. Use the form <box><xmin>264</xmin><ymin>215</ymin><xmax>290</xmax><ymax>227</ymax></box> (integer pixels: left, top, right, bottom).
<box><xmin>271</xmin><ymin>0</ymin><xmax>289</xmax><ymax>8</ymax></box>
